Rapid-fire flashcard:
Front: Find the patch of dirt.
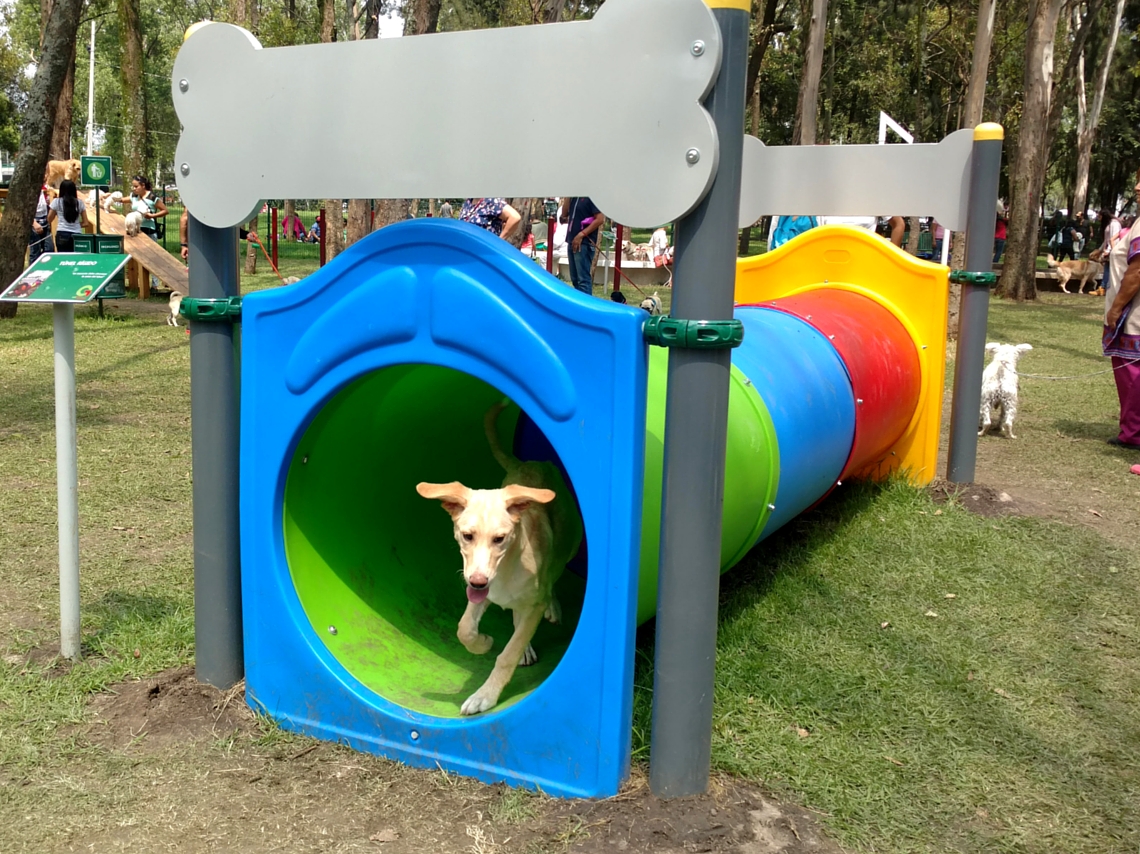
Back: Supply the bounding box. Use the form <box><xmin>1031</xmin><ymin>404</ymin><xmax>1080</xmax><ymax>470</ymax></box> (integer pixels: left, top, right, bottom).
<box><xmin>928</xmin><ymin>480</ymin><xmax>1024</xmax><ymax>519</ymax></box>
<box><xmin>67</xmin><ymin>668</ymin><xmax>842</xmax><ymax>853</ymax></box>
<box><xmin>87</xmin><ymin>665</ymin><xmax>256</xmax><ymax>749</ymax></box>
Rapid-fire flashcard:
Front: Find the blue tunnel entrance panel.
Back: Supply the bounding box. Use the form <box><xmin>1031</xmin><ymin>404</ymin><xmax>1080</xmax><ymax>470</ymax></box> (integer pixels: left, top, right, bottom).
<box><xmin>239</xmin><ymin>220</ymin><xmax>648</xmax><ymax>798</ymax></box>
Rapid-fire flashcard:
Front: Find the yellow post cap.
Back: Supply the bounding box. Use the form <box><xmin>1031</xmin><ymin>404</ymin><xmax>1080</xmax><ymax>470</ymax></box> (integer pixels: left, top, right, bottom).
<box><xmin>184</xmin><ymin>20</ymin><xmax>214</xmax><ymax>42</ymax></box>
<box><xmin>704</xmin><ymin>0</ymin><xmax>751</xmax><ymax>10</ymax></box>
<box><xmin>974</xmin><ymin>123</ymin><xmax>1004</xmax><ymax>141</ymax></box>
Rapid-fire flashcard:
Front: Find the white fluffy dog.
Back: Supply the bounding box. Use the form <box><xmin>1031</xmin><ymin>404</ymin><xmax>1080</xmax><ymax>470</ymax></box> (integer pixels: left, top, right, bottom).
<box><xmin>124</xmin><ymin>210</ymin><xmax>144</xmax><ymax>237</ymax></box>
<box><xmin>102</xmin><ymin>190</ymin><xmax>124</xmax><ymax>212</ymax></box>
<box><xmin>979</xmin><ymin>342</ymin><xmax>1032</xmax><ymax>439</ymax></box>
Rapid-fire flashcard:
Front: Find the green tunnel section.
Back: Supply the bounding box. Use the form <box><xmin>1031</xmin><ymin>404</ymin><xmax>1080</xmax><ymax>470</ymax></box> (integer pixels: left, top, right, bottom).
<box><xmin>283</xmin><ymin>365</ymin><xmax>584</xmax><ymax>720</ymax></box>
<box><xmin>635</xmin><ymin>348</ymin><xmax>779</xmax><ymax>625</ymax></box>
<box><xmin>282</xmin><ymin>355</ymin><xmax>779</xmax><ymax>717</ymax></box>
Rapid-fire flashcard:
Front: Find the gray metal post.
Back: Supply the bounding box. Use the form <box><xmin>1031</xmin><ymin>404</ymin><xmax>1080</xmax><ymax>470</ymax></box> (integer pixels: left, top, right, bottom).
<box><xmin>188</xmin><ymin>214</ymin><xmax>244</xmax><ymax>688</ymax></box>
<box><xmin>52</xmin><ymin>303</ymin><xmax>81</xmax><ymax>660</ymax></box>
<box><xmin>946</xmin><ymin>125</ymin><xmax>1004</xmax><ymax>483</ymax></box>
<box><xmin>649</xmin><ymin>2</ymin><xmax>749</xmax><ymax>798</ymax></box>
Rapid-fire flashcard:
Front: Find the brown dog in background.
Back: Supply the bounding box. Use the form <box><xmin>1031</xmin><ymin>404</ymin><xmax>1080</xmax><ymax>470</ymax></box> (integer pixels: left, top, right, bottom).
<box><xmin>45</xmin><ymin>159</ymin><xmax>81</xmax><ymax>190</ymax></box>
<box><xmin>416</xmin><ymin>403</ymin><xmax>583</xmax><ymax>716</ymax></box>
<box><xmin>1046</xmin><ymin>254</ymin><xmax>1101</xmax><ymax>294</ymax></box>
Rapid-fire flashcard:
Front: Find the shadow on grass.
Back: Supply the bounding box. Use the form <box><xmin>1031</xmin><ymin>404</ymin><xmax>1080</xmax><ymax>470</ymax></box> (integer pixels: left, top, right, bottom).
<box><xmin>88</xmin><ymin>589</ymin><xmax>183</xmax><ymax>630</ymax></box>
<box><xmin>1053</xmin><ymin>418</ymin><xmax>1118</xmax><ymax>442</ymax></box>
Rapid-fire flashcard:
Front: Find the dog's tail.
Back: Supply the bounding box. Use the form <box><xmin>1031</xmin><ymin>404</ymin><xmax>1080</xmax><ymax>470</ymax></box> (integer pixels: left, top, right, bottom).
<box><xmin>484</xmin><ymin>402</ymin><xmax>516</xmax><ymax>472</ymax></box>
<box><xmin>1045</xmin><ymin>253</ymin><xmax>1059</xmax><ymax>268</ymax></box>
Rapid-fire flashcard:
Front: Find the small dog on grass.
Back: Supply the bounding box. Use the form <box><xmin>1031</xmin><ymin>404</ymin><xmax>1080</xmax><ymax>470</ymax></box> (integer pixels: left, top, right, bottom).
<box><xmin>168</xmin><ymin>292</ymin><xmax>183</xmax><ymax>327</ymax></box>
<box><xmin>979</xmin><ymin>342</ymin><xmax>1032</xmax><ymax>439</ymax></box>
<box><xmin>124</xmin><ymin>211</ymin><xmax>144</xmax><ymax>237</ymax></box>
<box><xmin>416</xmin><ymin>403</ymin><xmax>583</xmax><ymax>715</ymax></box>
<box><xmin>639</xmin><ymin>292</ymin><xmax>662</xmax><ymax>315</ymax></box>
<box><xmin>1045</xmin><ymin>254</ymin><xmax>1101</xmax><ymax>294</ymax></box>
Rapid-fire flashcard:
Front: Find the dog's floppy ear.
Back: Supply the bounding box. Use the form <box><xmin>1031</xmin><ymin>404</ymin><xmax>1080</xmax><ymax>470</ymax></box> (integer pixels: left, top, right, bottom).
<box><xmin>1015</xmin><ymin>344</ymin><xmax>1033</xmax><ymax>352</ymax></box>
<box><xmin>501</xmin><ymin>484</ymin><xmax>555</xmax><ymax>519</ymax></box>
<box><xmin>416</xmin><ymin>481</ymin><xmax>471</xmax><ymax>520</ymax></box>
<box><xmin>985</xmin><ymin>342</ymin><xmax>1000</xmax><ymax>353</ymax></box>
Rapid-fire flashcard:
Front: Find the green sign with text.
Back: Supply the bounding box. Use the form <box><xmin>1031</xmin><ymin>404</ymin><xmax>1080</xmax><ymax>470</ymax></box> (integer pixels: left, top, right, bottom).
<box><xmin>0</xmin><ymin>253</ymin><xmax>130</xmax><ymax>304</ymax></box>
<box><xmin>80</xmin><ymin>155</ymin><xmax>113</xmax><ymax>188</ymax></box>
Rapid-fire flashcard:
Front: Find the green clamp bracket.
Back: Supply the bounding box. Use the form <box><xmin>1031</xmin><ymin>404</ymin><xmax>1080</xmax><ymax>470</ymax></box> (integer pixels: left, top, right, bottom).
<box><xmin>644</xmin><ymin>316</ymin><xmax>745</xmax><ymax>350</ymax></box>
<box><xmin>180</xmin><ymin>296</ymin><xmax>243</xmax><ymax>322</ymax></box>
<box><xmin>949</xmin><ymin>270</ymin><xmax>998</xmax><ymax>286</ymax></box>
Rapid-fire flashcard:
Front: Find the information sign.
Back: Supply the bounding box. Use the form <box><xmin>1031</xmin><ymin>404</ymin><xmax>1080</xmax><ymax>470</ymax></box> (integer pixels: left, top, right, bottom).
<box><xmin>0</xmin><ymin>253</ymin><xmax>129</xmax><ymax>303</ymax></box>
<box><xmin>80</xmin><ymin>155</ymin><xmax>113</xmax><ymax>188</ymax></box>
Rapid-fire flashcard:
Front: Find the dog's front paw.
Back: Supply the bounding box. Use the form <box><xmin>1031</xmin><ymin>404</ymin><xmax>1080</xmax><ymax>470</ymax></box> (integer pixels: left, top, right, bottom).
<box><xmin>519</xmin><ymin>643</ymin><xmax>538</xmax><ymax>667</ymax></box>
<box><xmin>461</xmin><ymin>633</ymin><xmax>494</xmax><ymax>655</ymax></box>
<box><xmin>460</xmin><ymin>687</ymin><xmax>500</xmax><ymax>716</ymax></box>
<box><xmin>544</xmin><ymin>596</ymin><xmax>562</xmax><ymax>624</ymax></box>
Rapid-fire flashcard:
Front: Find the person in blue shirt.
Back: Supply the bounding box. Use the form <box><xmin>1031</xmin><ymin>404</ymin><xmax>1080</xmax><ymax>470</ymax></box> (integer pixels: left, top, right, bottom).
<box><xmin>769</xmin><ymin>215</ymin><xmax>818</xmax><ymax>251</ymax></box>
<box><xmin>560</xmin><ymin>197</ymin><xmax>603</xmax><ymax>296</ymax></box>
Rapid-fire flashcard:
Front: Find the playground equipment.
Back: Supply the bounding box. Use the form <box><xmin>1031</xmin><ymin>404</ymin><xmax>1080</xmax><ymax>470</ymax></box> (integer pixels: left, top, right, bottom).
<box><xmin>236</xmin><ymin>218</ymin><xmax>947</xmax><ymax>798</ymax></box>
<box><xmin>173</xmin><ymin>0</ymin><xmax>1001</xmax><ymax>801</ymax></box>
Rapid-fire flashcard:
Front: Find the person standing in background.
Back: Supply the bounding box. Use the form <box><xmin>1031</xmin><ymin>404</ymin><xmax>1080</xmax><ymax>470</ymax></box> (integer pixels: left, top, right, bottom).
<box><xmin>560</xmin><ymin>197</ymin><xmax>604</xmax><ymax>296</ymax></box>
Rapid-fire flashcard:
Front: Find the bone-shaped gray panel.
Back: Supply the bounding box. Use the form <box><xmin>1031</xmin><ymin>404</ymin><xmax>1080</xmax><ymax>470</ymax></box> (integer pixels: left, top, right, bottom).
<box><xmin>172</xmin><ymin>0</ymin><xmax>721</xmax><ymax>228</ymax></box>
<box><xmin>738</xmin><ymin>129</ymin><xmax>975</xmax><ymax>231</ymax></box>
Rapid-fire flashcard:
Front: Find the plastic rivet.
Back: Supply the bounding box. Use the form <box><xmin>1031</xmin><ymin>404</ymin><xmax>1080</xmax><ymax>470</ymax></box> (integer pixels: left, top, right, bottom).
<box><xmin>685</xmin><ymin>148</ymin><xmax>701</xmax><ymax>165</ymax></box>
<box><xmin>767</xmin><ymin>503</ymin><xmax>776</xmax><ymax>511</ymax></box>
<box><xmin>922</xmin><ymin>345</ymin><xmax>928</xmax><ymax>349</ymax></box>
<box><xmin>328</xmin><ymin>625</ymin><xmax>337</xmax><ymax>635</ymax></box>
<box><xmin>302</xmin><ymin>455</ymin><xmax>309</xmax><ymax>464</ymax></box>
<box><xmin>806</xmin><ymin>315</ymin><xmax>812</xmax><ymax>320</ymax></box>
<box><xmin>410</xmin><ymin>730</ymin><xmax>420</xmax><ymax>741</ymax></box>
<box><xmin>179</xmin><ymin>79</ymin><xmax>189</xmax><ymax>92</ymax></box>
<box><xmin>829</xmin><ymin>334</ymin><xmax>835</xmax><ymax>340</ymax></box>
<box><xmin>837</xmin><ymin>481</ymin><xmax>843</xmax><ymax>486</ymax></box>
<box><xmin>180</xmin><ymin>163</ymin><xmax>190</xmax><ymax>176</ymax></box>
<box><xmin>690</xmin><ymin>40</ymin><xmax>705</xmax><ymax>56</ymax></box>
<box><xmin>857</xmin><ymin>398</ymin><xmax>864</xmax><ymax>404</ymax></box>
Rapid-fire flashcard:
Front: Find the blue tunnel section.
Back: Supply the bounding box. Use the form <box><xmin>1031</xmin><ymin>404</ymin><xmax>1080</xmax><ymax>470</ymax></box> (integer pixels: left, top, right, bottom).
<box><xmin>732</xmin><ymin>306</ymin><xmax>856</xmax><ymax>536</ymax></box>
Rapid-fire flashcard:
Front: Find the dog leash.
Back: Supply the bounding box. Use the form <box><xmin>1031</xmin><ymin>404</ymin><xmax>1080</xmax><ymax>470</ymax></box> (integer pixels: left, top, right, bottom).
<box><xmin>247</xmin><ymin>235</ymin><xmax>289</xmax><ymax>284</ymax></box>
<box><xmin>1010</xmin><ymin>357</ymin><xmax>1140</xmax><ymax>380</ymax></box>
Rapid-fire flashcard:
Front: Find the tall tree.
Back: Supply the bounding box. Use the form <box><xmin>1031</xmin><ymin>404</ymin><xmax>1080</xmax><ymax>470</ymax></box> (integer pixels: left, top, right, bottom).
<box><xmin>793</xmin><ymin>0</ymin><xmax>827</xmax><ymax>145</ymax></box>
<box><xmin>346</xmin><ymin>0</ymin><xmax>380</xmax><ymax>247</ymax></box>
<box><xmin>999</xmin><ymin>0</ymin><xmax>1066</xmax><ymax>301</ymax></box>
<box><xmin>319</xmin><ymin>0</ymin><xmax>346</xmax><ymax>261</ymax></box>
<box><xmin>949</xmin><ymin>0</ymin><xmax>997</xmax><ymax>335</ymax></box>
<box><xmin>0</xmin><ymin>0</ymin><xmax>85</xmax><ymax>319</ymax></box>
<box><xmin>40</xmin><ymin>0</ymin><xmax>74</xmax><ymax>158</ymax></box>
<box><xmin>1072</xmin><ymin>0</ymin><xmax>1125</xmax><ymax>217</ymax></box>
<box><xmin>118</xmin><ymin>0</ymin><xmax>147</xmax><ymax>181</ymax></box>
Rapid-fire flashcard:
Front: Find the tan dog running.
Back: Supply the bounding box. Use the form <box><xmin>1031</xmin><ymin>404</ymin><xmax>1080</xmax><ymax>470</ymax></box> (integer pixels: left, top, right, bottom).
<box><xmin>1045</xmin><ymin>254</ymin><xmax>1101</xmax><ymax>294</ymax></box>
<box><xmin>417</xmin><ymin>403</ymin><xmax>583</xmax><ymax>716</ymax></box>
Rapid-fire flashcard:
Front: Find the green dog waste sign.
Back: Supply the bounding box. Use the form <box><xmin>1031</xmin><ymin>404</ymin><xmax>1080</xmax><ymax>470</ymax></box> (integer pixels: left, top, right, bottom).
<box><xmin>80</xmin><ymin>155</ymin><xmax>112</xmax><ymax>188</ymax></box>
<box><xmin>0</xmin><ymin>253</ymin><xmax>129</xmax><ymax>304</ymax></box>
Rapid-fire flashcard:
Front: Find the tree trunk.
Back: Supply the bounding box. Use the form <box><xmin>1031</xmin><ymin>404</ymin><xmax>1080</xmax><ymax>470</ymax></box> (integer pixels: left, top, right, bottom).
<box><xmin>1042</xmin><ymin>0</ymin><xmax>1103</xmax><ymax>157</ymax></box>
<box><xmin>1073</xmin><ymin>0</ymin><xmax>1125</xmax><ymax>217</ymax></box>
<box><xmin>244</xmin><ymin>215</ymin><xmax>258</xmax><ymax>274</ymax></box>
<box><xmin>793</xmin><ymin>0</ymin><xmax>827</xmax><ymax>145</ymax></box>
<box><xmin>373</xmin><ymin>199</ymin><xmax>410</xmax><ymax>231</ymax></box>
<box><xmin>404</xmin><ymin>0</ymin><xmax>442</xmax><ymax>36</ymax></box>
<box><xmin>50</xmin><ymin>44</ymin><xmax>75</xmax><ymax>158</ymax></box>
<box><xmin>0</xmin><ymin>0</ymin><xmax>85</xmax><ymax>319</ymax></box>
<box><xmin>999</xmin><ymin>0</ymin><xmax>1065</xmax><ymax>301</ymax></box>
<box><xmin>118</xmin><ymin>0</ymin><xmax>147</xmax><ymax>181</ymax></box>
<box><xmin>744</xmin><ymin>0</ymin><xmax>783</xmax><ymax>132</ymax></box>
<box><xmin>950</xmin><ymin>0</ymin><xmax>996</xmax><ymax>279</ymax></box>
<box><xmin>347</xmin><ymin>199</ymin><xmax>371</xmax><ymax>244</ymax></box>
<box><xmin>283</xmin><ymin>199</ymin><xmax>297</xmax><ymax>241</ymax></box>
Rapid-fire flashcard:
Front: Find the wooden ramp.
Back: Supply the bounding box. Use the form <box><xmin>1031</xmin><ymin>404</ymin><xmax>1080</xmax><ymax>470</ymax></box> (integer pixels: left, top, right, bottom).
<box><xmin>97</xmin><ymin>210</ymin><xmax>188</xmax><ymax>297</ymax></box>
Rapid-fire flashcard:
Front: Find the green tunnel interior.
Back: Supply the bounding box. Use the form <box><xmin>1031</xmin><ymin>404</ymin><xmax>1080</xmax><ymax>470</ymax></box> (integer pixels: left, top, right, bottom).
<box><xmin>282</xmin><ymin>353</ymin><xmax>778</xmax><ymax>718</ymax></box>
<box><xmin>283</xmin><ymin>364</ymin><xmax>585</xmax><ymax>719</ymax></box>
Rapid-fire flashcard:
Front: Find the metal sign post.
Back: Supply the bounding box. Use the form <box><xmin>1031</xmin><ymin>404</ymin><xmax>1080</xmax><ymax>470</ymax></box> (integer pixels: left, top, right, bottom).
<box><xmin>1</xmin><ymin>253</ymin><xmax>130</xmax><ymax>660</ymax></box>
<box><xmin>649</xmin><ymin>0</ymin><xmax>749</xmax><ymax>798</ymax></box>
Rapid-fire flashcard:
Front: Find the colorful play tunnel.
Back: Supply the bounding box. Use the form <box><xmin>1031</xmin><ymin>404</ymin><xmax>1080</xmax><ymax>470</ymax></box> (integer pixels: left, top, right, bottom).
<box><xmin>238</xmin><ymin>220</ymin><xmax>948</xmax><ymax>798</ymax></box>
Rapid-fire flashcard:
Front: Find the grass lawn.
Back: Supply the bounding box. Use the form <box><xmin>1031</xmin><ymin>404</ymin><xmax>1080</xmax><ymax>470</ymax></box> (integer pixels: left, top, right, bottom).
<box><xmin>0</xmin><ymin>248</ymin><xmax>1137</xmax><ymax>852</ymax></box>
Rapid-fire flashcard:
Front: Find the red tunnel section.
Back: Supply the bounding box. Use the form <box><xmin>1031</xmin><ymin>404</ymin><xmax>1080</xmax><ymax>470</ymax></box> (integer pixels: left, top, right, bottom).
<box><xmin>765</xmin><ymin>289</ymin><xmax>921</xmax><ymax>481</ymax></box>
